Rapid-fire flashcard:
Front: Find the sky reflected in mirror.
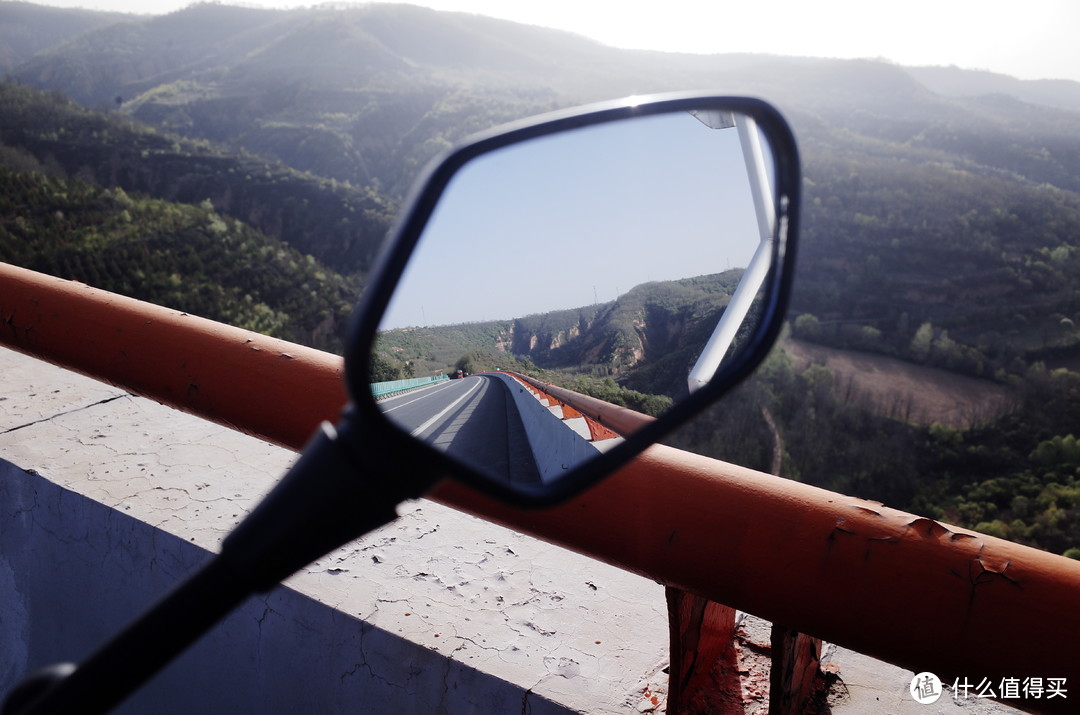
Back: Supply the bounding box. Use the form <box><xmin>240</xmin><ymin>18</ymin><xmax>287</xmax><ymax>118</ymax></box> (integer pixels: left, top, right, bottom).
<box><xmin>381</xmin><ymin>110</ymin><xmax>772</xmax><ymax>330</ymax></box>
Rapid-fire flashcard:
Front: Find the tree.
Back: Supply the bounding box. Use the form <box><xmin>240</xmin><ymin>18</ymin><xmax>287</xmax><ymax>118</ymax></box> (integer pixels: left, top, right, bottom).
<box><xmin>793</xmin><ymin>313</ymin><xmax>822</xmax><ymax>341</ymax></box>
<box><xmin>910</xmin><ymin>322</ymin><xmax>934</xmax><ymax>363</ymax></box>
<box><xmin>369</xmin><ymin>352</ymin><xmax>401</xmax><ymax>382</ymax></box>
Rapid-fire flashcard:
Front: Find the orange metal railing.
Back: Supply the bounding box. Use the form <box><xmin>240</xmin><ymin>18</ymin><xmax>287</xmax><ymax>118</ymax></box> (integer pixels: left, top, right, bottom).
<box><xmin>2</xmin><ymin>262</ymin><xmax>1078</xmax><ymax>712</ymax></box>
<box><xmin>511</xmin><ymin>372</ymin><xmax>654</xmax><ymax>438</ymax></box>
<box><xmin>0</xmin><ymin>263</ymin><xmax>346</xmax><ymax>450</ymax></box>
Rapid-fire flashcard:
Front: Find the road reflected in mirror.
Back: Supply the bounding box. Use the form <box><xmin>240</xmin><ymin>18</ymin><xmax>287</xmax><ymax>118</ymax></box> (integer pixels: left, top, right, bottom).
<box><xmin>372</xmin><ymin>108</ymin><xmax>780</xmax><ymax>484</ymax></box>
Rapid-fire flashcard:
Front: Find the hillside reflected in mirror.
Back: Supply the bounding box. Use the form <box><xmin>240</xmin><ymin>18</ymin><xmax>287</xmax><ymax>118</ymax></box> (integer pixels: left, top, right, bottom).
<box><xmin>371</xmin><ymin>108</ymin><xmax>780</xmax><ymax>485</ymax></box>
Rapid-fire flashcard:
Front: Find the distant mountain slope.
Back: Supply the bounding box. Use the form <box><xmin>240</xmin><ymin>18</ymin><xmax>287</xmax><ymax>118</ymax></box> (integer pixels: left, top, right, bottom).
<box><xmin>5</xmin><ymin>3</ymin><xmax>594</xmax><ymax>194</ymax></box>
<box><xmin>794</xmin><ymin>142</ymin><xmax>1080</xmax><ymax>370</ymax></box>
<box><xmin>7</xmin><ymin>3</ymin><xmax>293</xmax><ymax>104</ymax></box>
<box><xmin>906</xmin><ymin>65</ymin><xmax>1080</xmax><ymax>112</ymax></box>
<box><xmin>0</xmin><ymin>0</ymin><xmax>131</xmax><ymax>72</ymax></box>
<box><xmin>10</xmin><ymin>3</ymin><xmax>1080</xmax><ymax>200</ymax></box>
<box><xmin>7</xmin><ymin>3</ymin><xmax>620</xmax><ymax>106</ymax></box>
<box><xmin>0</xmin><ymin>80</ymin><xmax>394</xmax><ymax>274</ymax></box>
<box><xmin>0</xmin><ymin>165</ymin><xmax>358</xmax><ymax>351</ymax></box>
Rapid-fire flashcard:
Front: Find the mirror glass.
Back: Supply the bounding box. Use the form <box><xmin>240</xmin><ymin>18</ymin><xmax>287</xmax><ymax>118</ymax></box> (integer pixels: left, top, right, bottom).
<box><xmin>371</xmin><ymin>108</ymin><xmax>780</xmax><ymax>486</ymax></box>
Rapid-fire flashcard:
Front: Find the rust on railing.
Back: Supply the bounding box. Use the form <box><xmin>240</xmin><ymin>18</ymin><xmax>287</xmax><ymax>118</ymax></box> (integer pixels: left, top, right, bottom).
<box><xmin>0</xmin><ymin>262</ymin><xmax>347</xmax><ymax>450</ymax></box>
<box><xmin>2</xmin><ymin>262</ymin><xmax>1078</xmax><ymax>713</ymax></box>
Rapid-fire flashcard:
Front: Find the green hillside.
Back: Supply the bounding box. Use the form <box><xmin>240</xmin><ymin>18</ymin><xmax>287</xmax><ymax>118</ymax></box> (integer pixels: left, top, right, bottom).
<box><xmin>0</xmin><ymin>80</ymin><xmax>395</xmax><ymax>274</ymax></box>
<box><xmin>0</xmin><ymin>164</ymin><xmax>358</xmax><ymax>352</ymax></box>
<box><xmin>0</xmin><ymin>0</ymin><xmax>131</xmax><ymax>72</ymax></box>
<box><xmin>794</xmin><ymin>144</ymin><xmax>1080</xmax><ymax>374</ymax></box>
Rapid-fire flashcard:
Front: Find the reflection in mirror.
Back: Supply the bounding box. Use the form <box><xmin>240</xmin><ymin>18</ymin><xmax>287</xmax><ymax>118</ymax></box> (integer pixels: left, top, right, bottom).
<box><xmin>371</xmin><ymin>108</ymin><xmax>779</xmax><ymax>485</ymax></box>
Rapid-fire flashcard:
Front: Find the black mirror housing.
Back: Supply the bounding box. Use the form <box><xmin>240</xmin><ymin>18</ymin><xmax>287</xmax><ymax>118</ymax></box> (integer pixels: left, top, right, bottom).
<box><xmin>347</xmin><ymin>93</ymin><xmax>800</xmax><ymax>507</ymax></box>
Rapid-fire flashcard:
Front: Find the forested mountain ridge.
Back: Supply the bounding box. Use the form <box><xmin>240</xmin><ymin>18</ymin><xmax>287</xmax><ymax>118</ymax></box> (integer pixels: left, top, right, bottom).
<box><xmin>5</xmin><ymin>3</ymin><xmax>587</xmax><ymax>196</ymax></box>
<box><xmin>10</xmin><ymin>2</ymin><xmax>1080</xmax><ymax>203</ymax></box>
<box><xmin>0</xmin><ymin>164</ymin><xmax>359</xmax><ymax>351</ymax></box>
<box><xmin>0</xmin><ymin>80</ymin><xmax>394</xmax><ymax>274</ymax></box>
<box><xmin>0</xmin><ymin>0</ymin><xmax>131</xmax><ymax>73</ymax></box>
<box><xmin>906</xmin><ymin>65</ymin><xmax>1080</xmax><ymax>112</ymax></box>
<box><xmin>795</xmin><ymin>144</ymin><xmax>1080</xmax><ymax>374</ymax></box>
<box><xmin>7</xmin><ymin>3</ymin><xmax>1080</xmax><ymax>373</ymax></box>
<box><xmin>8</xmin><ymin>2</ymin><xmax>1080</xmax><ymax>361</ymax></box>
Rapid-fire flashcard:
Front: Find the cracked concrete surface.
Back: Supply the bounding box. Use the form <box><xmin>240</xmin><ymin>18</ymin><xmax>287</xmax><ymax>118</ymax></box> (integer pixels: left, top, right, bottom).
<box><xmin>0</xmin><ymin>347</ymin><xmax>669</xmax><ymax>713</ymax></box>
<box><xmin>289</xmin><ymin>500</ymin><xmax>670</xmax><ymax>712</ymax></box>
<box><xmin>729</xmin><ymin>614</ymin><xmax>1024</xmax><ymax>714</ymax></box>
<box><xmin>820</xmin><ymin>641</ymin><xmax>1024</xmax><ymax>714</ymax></box>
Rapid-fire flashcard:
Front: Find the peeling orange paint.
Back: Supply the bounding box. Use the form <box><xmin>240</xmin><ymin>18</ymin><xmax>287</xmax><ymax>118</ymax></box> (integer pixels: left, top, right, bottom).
<box><xmin>0</xmin><ymin>262</ymin><xmax>346</xmax><ymax>449</ymax></box>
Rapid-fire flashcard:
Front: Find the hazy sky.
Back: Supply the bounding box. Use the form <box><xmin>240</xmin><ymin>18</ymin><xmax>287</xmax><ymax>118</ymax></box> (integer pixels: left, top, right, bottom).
<box><xmin>31</xmin><ymin>0</ymin><xmax>1080</xmax><ymax>83</ymax></box>
<box><xmin>381</xmin><ymin>110</ymin><xmax>765</xmax><ymax>328</ymax></box>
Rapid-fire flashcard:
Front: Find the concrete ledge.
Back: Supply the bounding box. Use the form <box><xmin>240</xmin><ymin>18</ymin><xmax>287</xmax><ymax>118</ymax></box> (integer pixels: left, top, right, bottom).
<box><xmin>0</xmin><ymin>347</ymin><xmax>669</xmax><ymax>713</ymax></box>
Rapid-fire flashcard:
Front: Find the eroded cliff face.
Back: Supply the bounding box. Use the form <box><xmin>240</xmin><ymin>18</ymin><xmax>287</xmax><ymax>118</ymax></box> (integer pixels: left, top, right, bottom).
<box><xmin>493</xmin><ymin>326</ymin><xmax>513</xmax><ymax>353</ymax></box>
<box><xmin>508</xmin><ymin>292</ymin><xmax>723</xmax><ymax>378</ymax></box>
<box><xmin>511</xmin><ymin>323</ymin><xmax>581</xmax><ymax>360</ymax></box>
<box><xmin>547</xmin><ymin>323</ymin><xmax>582</xmax><ymax>350</ymax></box>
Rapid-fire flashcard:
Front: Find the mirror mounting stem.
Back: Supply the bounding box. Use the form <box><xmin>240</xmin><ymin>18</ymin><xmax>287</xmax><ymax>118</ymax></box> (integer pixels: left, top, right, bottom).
<box><xmin>8</xmin><ymin>413</ymin><xmax>439</xmax><ymax>715</ymax></box>
<box><xmin>687</xmin><ymin>115</ymin><xmax>778</xmax><ymax>392</ymax></box>
<box><xmin>220</xmin><ymin>411</ymin><xmax>426</xmax><ymax>591</ymax></box>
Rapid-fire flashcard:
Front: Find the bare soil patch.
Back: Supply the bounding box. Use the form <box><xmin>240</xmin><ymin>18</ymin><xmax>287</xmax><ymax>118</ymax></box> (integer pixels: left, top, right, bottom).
<box><xmin>786</xmin><ymin>339</ymin><xmax>1014</xmax><ymax>429</ymax></box>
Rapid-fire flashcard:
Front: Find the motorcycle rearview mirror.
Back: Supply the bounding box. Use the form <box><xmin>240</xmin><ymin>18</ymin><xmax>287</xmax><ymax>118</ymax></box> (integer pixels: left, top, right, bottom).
<box><xmin>1</xmin><ymin>94</ymin><xmax>798</xmax><ymax>715</ymax></box>
<box><xmin>348</xmin><ymin>94</ymin><xmax>800</xmax><ymax>507</ymax></box>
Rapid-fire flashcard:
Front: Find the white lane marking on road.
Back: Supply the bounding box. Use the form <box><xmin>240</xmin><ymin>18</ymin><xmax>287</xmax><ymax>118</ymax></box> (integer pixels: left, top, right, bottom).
<box><xmin>411</xmin><ymin>379</ymin><xmax>484</xmax><ymax>437</ymax></box>
<box><xmin>380</xmin><ymin>379</ymin><xmax>461</xmax><ymax>414</ymax></box>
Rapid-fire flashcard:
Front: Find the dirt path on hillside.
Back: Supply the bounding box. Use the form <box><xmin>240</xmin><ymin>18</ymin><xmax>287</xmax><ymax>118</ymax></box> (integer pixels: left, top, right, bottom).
<box><xmin>786</xmin><ymin>339</ymin><xmax>1014</xmax><ymax>429</ymax></box>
